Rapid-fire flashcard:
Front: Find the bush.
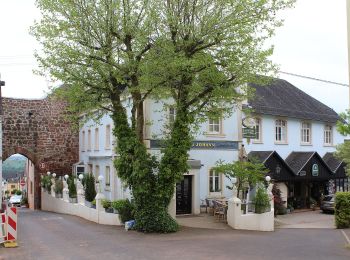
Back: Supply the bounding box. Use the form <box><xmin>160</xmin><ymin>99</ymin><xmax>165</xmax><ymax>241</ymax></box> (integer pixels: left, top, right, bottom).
<box><xmin>15</xmin><ymin>190</ymin><xmax>22</xmax><ymax>195</ymax></box>
<box><xmin>253</xmin><ymin>186</ymin><xmax>270</xmax><ymax>214</ymax></box>
<box><xmin>84</xmin><ymin>173</ymin><xmax>96</xmax><ymax>202</ymax></box>
<box><xmin>54</xmin><ymin>179</ymin><xmax>63</xmax><ymax>194</ymax></box>
<box><xmin>41</xmin><ymin>175</ymin><xmax>52</xmax><ymax>192</ymax></box>
<box><xmin>112</xmin><ymin>199</ymin><xmax>135</xmax><ymax>223</ymax></box>
<box><xmin>335</xmin><ymin>192</ymin><xmax>350</xmax><ymax>228</ymax></box>
<box><xmin>21</xmin><ymin>197</ymin><xmax>28</xmax><ymax>206</ymax></box>
<box><xmin>67</xmin><ymin>176</ymin><xmax>77</xmax><ymax>198</ymax></box>
<box><xmin>101</xmin><ymin>199</ymin><xmax>111</xmax><ymax>209</ymax></box>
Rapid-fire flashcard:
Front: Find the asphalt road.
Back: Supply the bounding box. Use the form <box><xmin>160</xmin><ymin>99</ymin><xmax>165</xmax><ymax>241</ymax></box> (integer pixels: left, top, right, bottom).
<box><xmin>0</xmin><ymin>209</ymin><xmax>349</xmax><ymax>260</ymax></box>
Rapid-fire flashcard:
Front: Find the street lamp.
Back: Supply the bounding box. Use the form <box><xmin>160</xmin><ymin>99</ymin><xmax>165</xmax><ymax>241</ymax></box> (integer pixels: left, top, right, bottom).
<box><xmin>47</xmin><ymin>171</ymin><xmax>51</xmax><ymax>176</ymax></box>
<box><xmin>64</xmin><ymin>174</ymin><xmax>69</xmax><ymax>180</ymax></box>
<box><xmin>78</xmin><ymin>174</ymin><xmax>84</xmax><ymax>181</ymax></box>
<box><xmin>52</xmin><ymin>173</ymin><xmax>56</xmax><ymax>178</ymax></box>
<box><xmin>265</xmin><ymin>176</ymin><xmax>271</xmax><ymax>183</ymax></box>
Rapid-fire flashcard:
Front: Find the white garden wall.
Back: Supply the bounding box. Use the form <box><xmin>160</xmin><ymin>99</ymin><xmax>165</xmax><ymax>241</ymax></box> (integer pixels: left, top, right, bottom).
<box><xmin>41</xmin><ymin>191</ymin><xmax>121</xmax><ymax>226</ymax></box>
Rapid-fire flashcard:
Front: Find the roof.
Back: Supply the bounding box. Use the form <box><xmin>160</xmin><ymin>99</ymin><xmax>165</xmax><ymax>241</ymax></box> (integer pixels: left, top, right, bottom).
<box><xmin>248</xmin><ymin>79</ymin><xmax>340</xmax><ymax>123</ymax></box>
<box><xmin>285</xmin><ymin>152</ymin><xmax>315</xmax><ymax>174</ymax></box>
<box><xmin>248</xmin><ymin>151</ymin><xmax>274</xmax><ymax>163</ymax></box>
<box><xmin>323</xmin><ymin>152</ymin><xmax>343</xmax><ymax>173</ymax></box>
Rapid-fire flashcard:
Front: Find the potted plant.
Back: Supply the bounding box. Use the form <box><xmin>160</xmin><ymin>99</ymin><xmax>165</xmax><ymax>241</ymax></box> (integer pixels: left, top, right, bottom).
<box><xmin>92</xmin><ymin>199</ymin><xmax>96</xmax><ymax>209</ymax></box>
<box><xmin>253</xmin><ymin>186</ymin><xmax>270</xmax><ymax>214</ymax></box>
<box><xmin>84</xmin><ymin>173</ymin><xmax>96</xmax><ymax>207</ymax></box>
<box><xmin>21</xmin><ymin>197</ymin><xmax>29</xmax><ymax>207</ymax></box>
<box><xmin>102</xmin><ymin>199</ymin><xmax>113</xmax><ymax>213</ymax></box>
<box><xmin>68</xmin><ymin>176</ymin><xmax>77</xmax><ymax>203</ymax></box>
<box><xmin>54</xmin><ymin>179</ymin><xmax>63</xmax><ymax>198</ymax></box>
<box><xmin>41</xmin><ymin>175</ymin><xmax>52</xmax><ymax>193</ymax></box>
<box><xmin>310</xmin><ymin>197</ymin><xmax>317</xmax><ymax>211</ymax></box>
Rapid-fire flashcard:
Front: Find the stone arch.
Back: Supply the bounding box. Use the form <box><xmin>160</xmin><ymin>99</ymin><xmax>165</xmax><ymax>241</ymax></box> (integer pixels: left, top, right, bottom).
<box><xmin>1</xmin><ymin>96</ymin><xmax>79</xmax><ymax>209</ymax></box>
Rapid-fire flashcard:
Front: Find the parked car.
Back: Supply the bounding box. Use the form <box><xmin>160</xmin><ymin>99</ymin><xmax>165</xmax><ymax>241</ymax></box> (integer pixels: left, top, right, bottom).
<box><xmin>320</xmin><ymin>194</ymin><xmax>335</xmax><ymax>213</ymax></box>
<box><xmin>9</xmin><ymin>195</ymin><xmax>22</xmax><ymax>207</ymax></box>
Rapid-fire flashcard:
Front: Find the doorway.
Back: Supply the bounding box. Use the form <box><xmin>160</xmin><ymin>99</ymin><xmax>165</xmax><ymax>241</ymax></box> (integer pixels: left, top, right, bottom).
<box><xmin>176</xmin><ymin>175</ymin><xmax>192</xmax><ymax>215</ymax></box>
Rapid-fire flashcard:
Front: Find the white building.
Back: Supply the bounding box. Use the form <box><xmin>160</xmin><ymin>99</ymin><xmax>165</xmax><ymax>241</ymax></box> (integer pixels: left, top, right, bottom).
<box><xmin>77</xmin><ymin>78</ymin><xmax>348</xmax><ymax>214</ymax></box>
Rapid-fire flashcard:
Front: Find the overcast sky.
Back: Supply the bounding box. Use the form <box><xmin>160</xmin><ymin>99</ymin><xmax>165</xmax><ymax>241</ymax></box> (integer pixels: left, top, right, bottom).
<box><xmin>0</xmin><ymin>0</ymin><xmax>348</xmax><ymax>112</ymax></box>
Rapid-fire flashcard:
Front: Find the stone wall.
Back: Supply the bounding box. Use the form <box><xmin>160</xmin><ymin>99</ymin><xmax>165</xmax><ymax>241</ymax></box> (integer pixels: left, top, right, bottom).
<box><xmin>2</xmin><ymin>97</ymin><xmax>79</xmax><ymax>175</ymax></box>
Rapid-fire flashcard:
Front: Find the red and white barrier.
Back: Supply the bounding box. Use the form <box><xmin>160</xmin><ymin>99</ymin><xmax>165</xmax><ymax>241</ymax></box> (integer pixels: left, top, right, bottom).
<box><xmin>0</xmin><ymin>213</ymin><xmax>6</xmax><ymax>244</ymax></box>
<box><xmin>6</xmin><ymin>207</ymin><xmax>17</xmax><ymax>242</ymax></box>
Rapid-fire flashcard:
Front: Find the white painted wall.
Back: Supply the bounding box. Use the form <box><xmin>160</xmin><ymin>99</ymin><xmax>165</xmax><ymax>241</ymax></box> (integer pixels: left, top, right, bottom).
<box><xmin>243</xmin><ymin>115</ymin><xmax>344</xmax><ymax>159</ymax></box>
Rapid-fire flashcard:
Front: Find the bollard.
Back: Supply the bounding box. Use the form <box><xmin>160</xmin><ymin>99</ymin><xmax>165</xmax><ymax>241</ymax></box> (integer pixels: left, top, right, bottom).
<box><xmin>4</xmin><ymin>207</ymin><xmax>18</xmax><ymax>248</ymax></box>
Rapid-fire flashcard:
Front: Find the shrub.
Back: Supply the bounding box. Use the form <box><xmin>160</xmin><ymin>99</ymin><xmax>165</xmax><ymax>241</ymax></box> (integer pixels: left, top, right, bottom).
<box><xmin>15</xmin><ymin>190</ymin><xmax>22</xmax><ymax>195</ymax></box>
<box><xmin>335</xmin><ymin>192</ymin><xmax>350</xmax><ymax>228</ymax></box>
<box><xmin>101</xmin><ymin>199</ymin><xmax>111</xmax><ymax>209</ymax></box>
<box><xmin>41</xmin><ymin>175</ymin><xmax>52</xmax><ymax>192</ymax></box>
<box><xmin>67</xmin><ymin>176</ymin><xmax>77</xmax><ymax>198</ymax></box>
<box><xmin>21</xmin><ymin>197</ymin><xmax>28</xmax><ymax>205</ymax></box>
<box><xmin>54</xmin><ymin>179</ymin><xmax>63</xmax><ymax>194</ymax></box>
<box><xmin>112</xmin><ymin>199</ymin><xmax>135</xmax><ymax>223</ymax></box>
<box><xmin>84</xmin><ymin>173</ymin><xmax>96</xmax><ymax>202</ymax></box>
<box><xmin>272</xmin><ymin>184</ymin><xmax>285</xmax><ymax>216</ymax></box>
<box><xmin>253</xmin><ymin>186</ymin><xmax>270</xmax><ymax>214</ymax></box>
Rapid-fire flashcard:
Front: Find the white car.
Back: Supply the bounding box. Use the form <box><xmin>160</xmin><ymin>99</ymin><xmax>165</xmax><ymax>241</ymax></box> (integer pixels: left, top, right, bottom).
<box><xmin>9</xmin><ymin>195</ymin><xmax>22</xmax><ymax>207</ymax></box>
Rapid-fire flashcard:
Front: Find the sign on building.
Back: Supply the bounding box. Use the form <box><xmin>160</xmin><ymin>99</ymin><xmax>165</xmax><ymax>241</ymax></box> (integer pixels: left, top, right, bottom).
<box><xmin>312</xmin><ymin>164</ymin><xmax>319</xmax><ymax>177</ymax></box>
<box><xmin>242</xmin><ymin>127</ymin><xmax>256</xmax><ymax>139</ymax></box>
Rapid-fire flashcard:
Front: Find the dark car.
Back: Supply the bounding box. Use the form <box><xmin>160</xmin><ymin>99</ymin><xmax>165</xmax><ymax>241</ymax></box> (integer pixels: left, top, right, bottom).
<box><xmin>321</xmin><ymin>195</ymin><xmax>335</xmax><ymax>213</ymax></box>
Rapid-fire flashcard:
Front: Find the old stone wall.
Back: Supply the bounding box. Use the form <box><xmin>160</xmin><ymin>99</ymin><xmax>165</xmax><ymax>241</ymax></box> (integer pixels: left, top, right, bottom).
<box><xmin>2</xmin><ymin>97</ymin><xmax>79</xmax><ymax>175</ymax></box>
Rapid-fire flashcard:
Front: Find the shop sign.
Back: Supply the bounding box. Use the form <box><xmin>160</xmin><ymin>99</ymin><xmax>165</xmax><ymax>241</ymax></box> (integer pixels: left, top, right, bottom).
<box><xmin>242</xmin><ymin>127</ymin><xmax>256</xmax><ymax>139</ymax></box>
<box><xmin>150</xmin><ymin>139</ymin><xmax>239</xmax><ymax>150</ymax></box>
<box><xmin>312</xmin><ymin>164</ymin><xmax>319</xmax><ymax>176</ymax></box>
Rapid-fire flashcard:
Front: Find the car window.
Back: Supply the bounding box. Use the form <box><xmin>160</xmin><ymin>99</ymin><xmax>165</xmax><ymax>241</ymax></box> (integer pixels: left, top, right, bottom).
<box><xmin>323</xmin><ymin>196</ymin><xmax>333</xmax><ymax>201</ymax></box>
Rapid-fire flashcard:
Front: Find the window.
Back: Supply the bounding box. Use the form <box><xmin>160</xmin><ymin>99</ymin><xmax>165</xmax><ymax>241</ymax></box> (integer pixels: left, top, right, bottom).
<box><xmin>95</xmin><ymin>165</ymin><xmax>100</xmax><ymax>181</ymax></box>
<box><xmin>169</xmin><ymin>107</ymin><xmax>176</xmax><ymax>125</ymax></box>
<box><xmin>324</xmin><ymin>125</ymin><xmax>333</xmax><ymax>145</ymax></box>
<box><xmin>105</xmin><ymin>125</ymin><xmax>111</xmax><ymax>149</ymax></box>
<box><xmin>209</xmin><ymin>169</ymin><xmax>222</xmax><ymax>193</ymax></box>
<box><xmin>82</xmin><ymin>131</ymin><xmax>85</xmax><ymax>151</ymax></box>
<box><xmin>87</xmin><ymin>130</ymin><xmax>92</xmax><ymax>151</ymax></box>
<box><xmin>105</xmin><ymin>166</ymin><xmax>110</xmax><ymax>186</ymax></box>
<box><xmin>301</xmin><ymin>122</ymin><xmax>311</xmax><ymax>144</ymax></box>
<box><xmin>208</xmin><ymin>118</ymin><xmax>221</xmax><ymax>134</ymax></box>
<box><xmin>275</xmin><ymin>119</ymin><xmax>287</xmax><ymax>143</ymax></box>
<box><xmin>253</xmin><ymin>118</ymin><xmax>262</xmax><ymax>142</ymax></box>
<box><xmin>94</xmin><ymin>128</ymin><xmax>99</xmax><ymax>150</ymax></box>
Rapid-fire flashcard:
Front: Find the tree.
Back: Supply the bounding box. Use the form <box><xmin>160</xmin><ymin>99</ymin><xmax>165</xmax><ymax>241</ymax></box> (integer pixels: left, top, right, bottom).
<box><xmin>336</xmin><ymin>110</ymin><xmax>350</xmax><ymax>175</ymax></box>
<box><xmin>32</xmin><ymin>0</ymin><xmax>294</xmax><ymax>232</ymax></box>
<box><xmin>214</xmin><ymin>160</ymin><xmax>268</xmax><ymax>198</ymax></box>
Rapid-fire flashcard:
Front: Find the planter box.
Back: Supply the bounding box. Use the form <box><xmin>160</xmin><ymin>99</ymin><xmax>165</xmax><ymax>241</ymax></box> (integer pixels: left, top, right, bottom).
<box><xmin>69</xmin><ymin>197</ymin><xmax>77</xmax><ymax>203</ymax></box>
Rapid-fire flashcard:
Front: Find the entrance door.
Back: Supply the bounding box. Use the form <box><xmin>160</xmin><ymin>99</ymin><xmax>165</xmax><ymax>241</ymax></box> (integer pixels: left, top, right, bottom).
<box><xmin>176</xmin><ymin>176</ymin><xmax>192</xmax><ymax>215</ymax></box>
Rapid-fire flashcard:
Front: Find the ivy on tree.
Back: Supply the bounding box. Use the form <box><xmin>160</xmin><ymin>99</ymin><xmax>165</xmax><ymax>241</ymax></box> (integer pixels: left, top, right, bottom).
<box><xmin>32</xmin><ymin>0</ymin><xmax>294</xmax><ymax>232</ymax></box>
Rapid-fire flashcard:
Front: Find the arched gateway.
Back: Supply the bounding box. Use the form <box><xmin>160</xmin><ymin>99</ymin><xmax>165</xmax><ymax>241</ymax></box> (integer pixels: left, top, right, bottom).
<box><xmin>1</xmin><ymin>96</ymin><xmax>79</xmax><ymax>209</ymax></box>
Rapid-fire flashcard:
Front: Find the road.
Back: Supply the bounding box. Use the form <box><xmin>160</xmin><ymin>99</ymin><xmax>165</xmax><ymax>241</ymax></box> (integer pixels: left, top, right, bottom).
<box><xmin>0</xmin><ymin>209</ymin><xmax>349</xmax><ymax>260</ymax></box>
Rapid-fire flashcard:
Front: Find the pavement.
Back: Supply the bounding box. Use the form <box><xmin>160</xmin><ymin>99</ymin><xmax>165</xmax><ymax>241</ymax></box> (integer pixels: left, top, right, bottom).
<box><xmin>0</xmin><ymin>209</ymin><xmax>349</xmax><ymax>260</ymax></box>
<box><xmin>275</xmin><ymin>210</ymin><xmax>336</xmax><ymax>229</ymax></box>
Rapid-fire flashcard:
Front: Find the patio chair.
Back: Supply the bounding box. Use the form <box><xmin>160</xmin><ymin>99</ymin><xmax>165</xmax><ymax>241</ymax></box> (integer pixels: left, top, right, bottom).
<box><xmin>200</xmin><ymin>199</ymin><xmax>208</xmax><ymax>213</ymax></box>
<box><xmin>213</xmin><ymin>200</ymin><xmax>227</xmax><ymax>221</ymax></box>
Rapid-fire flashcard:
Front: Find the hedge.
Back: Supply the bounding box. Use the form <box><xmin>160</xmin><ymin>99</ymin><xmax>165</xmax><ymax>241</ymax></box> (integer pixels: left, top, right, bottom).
<box><xmin>335</xmin><ymin>192</ymin><xmax>350</xmax><ymax>229</ymax></box>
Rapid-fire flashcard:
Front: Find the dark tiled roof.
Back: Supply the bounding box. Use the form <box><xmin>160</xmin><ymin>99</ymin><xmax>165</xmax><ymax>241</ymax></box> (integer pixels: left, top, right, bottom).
<box><xmin>249</xmin><ymin>79</ymin><xmax>340</xmax><ymax>123</ymax></box>
<box><xmin>248</xmin><ymin>151</ymin><xmax>274</xmax><ymax>163</ymax></box>
<box><xmin>285</xmin><ymin>152</ymin><xmax>315</xmax><ymax>174</ymax></box>
<box><xmin>323</xmin><ymin>152</ymin><xmax>342</xmax><ymax>173</ymax></box>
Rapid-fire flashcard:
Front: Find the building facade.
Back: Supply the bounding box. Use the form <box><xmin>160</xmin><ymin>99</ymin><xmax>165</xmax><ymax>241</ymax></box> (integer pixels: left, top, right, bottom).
<box><xmin>78</xmin><ymin>78</ymin><xmax>348</xmax><ymax>214</ymax></box>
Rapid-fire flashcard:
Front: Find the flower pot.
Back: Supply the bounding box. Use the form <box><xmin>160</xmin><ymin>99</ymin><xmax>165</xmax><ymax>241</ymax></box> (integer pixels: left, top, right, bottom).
<box><xmin>69</xmin><ymin>197</ymin><xmax>77</xmax><ymax>203</ymax></box>
<box><xmin>105</xmin><ymin>207</ymin><xmax>114</xmax><ymax>213</ymax></box>
<box><xmin>85</xmin><ymin>200</ymin><xmax>93</xmax><ymax>208</ymax></box>
<box><xmin>113</xmin><ymin>208</ymin><xmax>119</xmax><ymax>214</ymax></box>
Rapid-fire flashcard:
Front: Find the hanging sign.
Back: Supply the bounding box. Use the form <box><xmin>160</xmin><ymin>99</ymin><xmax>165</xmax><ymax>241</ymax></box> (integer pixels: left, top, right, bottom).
<box><xmin>242</xmin><ymin>127</ymin><xmax>256</xmax><ymax>139</ymax></box>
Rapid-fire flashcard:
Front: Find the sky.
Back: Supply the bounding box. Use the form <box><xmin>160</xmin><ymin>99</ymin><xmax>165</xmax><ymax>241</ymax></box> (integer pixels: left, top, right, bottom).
<box><xmin>0</xmin><ymin>0</ymin><xmax>348</xmax><ymax>112</ymax></box>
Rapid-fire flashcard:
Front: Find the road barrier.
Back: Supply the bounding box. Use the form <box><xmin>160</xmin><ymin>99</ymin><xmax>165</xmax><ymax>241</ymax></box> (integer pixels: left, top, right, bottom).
<box><xmin>0</xmin><ymin>207</ymin><xmax>18</xmax><ymax>247</ymax></box>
